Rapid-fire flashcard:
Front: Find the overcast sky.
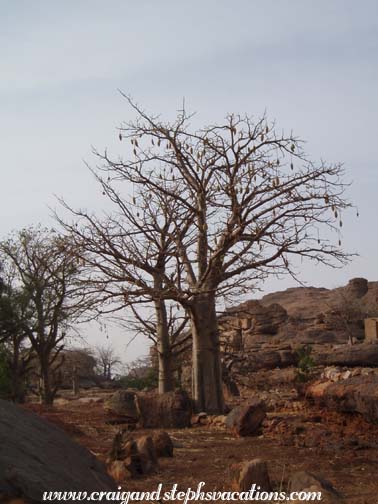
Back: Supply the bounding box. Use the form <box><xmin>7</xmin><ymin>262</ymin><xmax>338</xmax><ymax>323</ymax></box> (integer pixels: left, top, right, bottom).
<box><xmin>1</xmin><ymin>1</ymin><xmax>377</xmax><ymax>362</ymax></box>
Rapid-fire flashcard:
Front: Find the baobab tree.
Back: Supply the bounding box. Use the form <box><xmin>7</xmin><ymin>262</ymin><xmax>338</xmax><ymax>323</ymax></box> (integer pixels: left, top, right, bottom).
<box><xmin>95</xmin><ymin>344</ymin><xmax>121</xmax><ymax>379</ymax></box>
<box><xmin>82</xmin><ymin>95</ymin><xmax>353</xmax><ymax>413</ymax></box>
<box><xmin>0</xmin><ymin>227</ymin><xmax>88</xmax><ymax>405</ymax></box>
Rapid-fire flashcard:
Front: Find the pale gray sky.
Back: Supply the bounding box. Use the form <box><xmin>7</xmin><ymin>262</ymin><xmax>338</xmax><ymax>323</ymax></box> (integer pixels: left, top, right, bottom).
<box><xmin>1</xmin><ymin>1</ymin><xmax>377</xmax><ymax>362</ymax></box>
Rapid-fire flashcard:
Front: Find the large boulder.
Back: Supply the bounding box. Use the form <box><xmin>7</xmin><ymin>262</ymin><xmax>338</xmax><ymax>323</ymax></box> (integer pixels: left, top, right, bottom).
<box><xmin>0</xmin><ymin>400</ymin><xmax>117</xmax><ymax>502</ymax></box>
<box><xmin>104</xmin><ymin>390</ymin><xmax>139</xmax><ymax>423</ymax></box>
<box><xmin>137</xmin><ymin>390</ymin><xmax>192</xmax><ymax>428</ymax></box>
<box><xmin>105</xmin><ymin>390</ymin><xmax>192</xmax><ymax>429</ymax></box>
<box><xmin>307</xmin><ymin>375</ymin><xmax>378</xmax><ymax>422</ymax></box>
<box><xmin>225</xmin><ymin>400</ymin><xmax>266</xmax><ymax>436</ymax></box>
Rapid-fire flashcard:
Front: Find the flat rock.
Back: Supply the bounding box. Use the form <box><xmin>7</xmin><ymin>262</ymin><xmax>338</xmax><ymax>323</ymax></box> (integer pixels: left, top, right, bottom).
<box><xmin>0</xmin><ymin>400</ymin><xmax>117</xmax><ymax>502</ymax></box>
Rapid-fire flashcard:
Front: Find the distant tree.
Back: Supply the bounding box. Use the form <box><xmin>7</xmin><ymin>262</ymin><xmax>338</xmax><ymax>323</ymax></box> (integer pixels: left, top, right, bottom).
<box><xmin>95</xmin><ymin>344</ymin><xmax>121</xmax><ymax>379</ymax></box>
<box><xmin>0</xmin><ymin>227</ymin><xmax>89</xmax><ymax>405</ymax></box>
<box><xmin>327</xmin><ymin>290</ymin><xmax>372</xmax><ymax>345</ymax></box>
<box><xmin>118</xmin><ymin>355</ymin><xmax>158</xmax><ymax>390</ymax></box>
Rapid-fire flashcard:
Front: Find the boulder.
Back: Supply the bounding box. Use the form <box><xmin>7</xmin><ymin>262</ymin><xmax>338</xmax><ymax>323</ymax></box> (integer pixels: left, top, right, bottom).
<box><xmin>0</xmin><ymin>399</ymin><xmax>117</xmax><ymax>502</ymax></box>
<box><xmin>225</xmin><ymin>400</ymin><xmax>266</xmax><ymax>436</ymax></box>
<box><xmin>307</xmin><ymin>375</ymin><xmax>378</xmax><ymax>422</ymax></box>
<box><xmin>288</xmin><ymin>471</ymin><xmax>343</xmax><ymax>503</ymax></box>
<box><xmin>229</xmin><ymin>459</ymin><xmax>271</xmax><ymax>492</ymax></box>
<box><xmin>152</xmin><ymin>431</ymin><xmax>174</xmax><ymax>457</ymax></box>
<box><xmin>137</xmin><ymin>390</ymin><xmax>192</xmax><ymax>428</ymax></box>
<box><xmin>346</xmin><ymin>277</ymin><xmax>368</xmax><ymax>298</ymax></box>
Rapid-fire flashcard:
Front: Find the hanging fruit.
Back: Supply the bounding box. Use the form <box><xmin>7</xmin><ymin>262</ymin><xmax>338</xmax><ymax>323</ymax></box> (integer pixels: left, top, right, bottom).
<box><xmin>118</xmin><ymin>133</ymin><xmax>122</xmax><ymax>141</ymax></box>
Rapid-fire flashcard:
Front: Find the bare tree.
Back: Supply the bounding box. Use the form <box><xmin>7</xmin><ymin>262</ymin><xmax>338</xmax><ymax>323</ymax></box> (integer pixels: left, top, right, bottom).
<box><xmin>327</xmin><ymin>290</ymin><xmax>372</xmax><ymax>345</ymax></box>
<box><xmin>60</xmin><ymin>96</ymin><xmax>353</xmax><ymax>412</ymax></box>
<box><xmin>57</xmin><ymin>179</ymin><xmax>192</xmax><ymax>394</ymax></box>
<box><xmin>95</xmin><ymin>344</ymin><xmax>121</xmax><ymax>379</ymax></box>
<box><xmin>0</xmin><ymin>227</ymin><xmax>89</xmax><ymax>405</ymax></box>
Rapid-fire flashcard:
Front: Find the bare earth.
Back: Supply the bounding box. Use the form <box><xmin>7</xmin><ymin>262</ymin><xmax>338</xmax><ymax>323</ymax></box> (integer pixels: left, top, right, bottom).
<box><xmin>24</xmin><ymin>385</ymin><xmax>378</xmax><ymax>504</ymax></box>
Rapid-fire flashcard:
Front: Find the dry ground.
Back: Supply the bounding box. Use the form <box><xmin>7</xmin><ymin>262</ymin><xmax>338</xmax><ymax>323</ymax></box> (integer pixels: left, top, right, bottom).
<box><xmin>23</xmin><ymin>385</ymin><xmax>378</xmax><ymax>504</ymax></box>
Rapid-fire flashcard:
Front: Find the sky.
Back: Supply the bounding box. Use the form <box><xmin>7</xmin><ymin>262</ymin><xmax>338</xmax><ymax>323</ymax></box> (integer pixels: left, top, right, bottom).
<box><xmin>1</xmin><ymin>0</ymin><xmax>378</xmax><ymax>363</ymax></box>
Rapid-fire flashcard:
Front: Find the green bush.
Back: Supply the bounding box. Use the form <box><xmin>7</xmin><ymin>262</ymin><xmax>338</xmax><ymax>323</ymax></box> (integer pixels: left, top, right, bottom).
<box><xmin>0</xmin><ymin>346</ymin><xmax>12</xmax><ymax>399</ymax></box>
<box><xmin>295</xmin><ymin>344</ymin><xmax>315</xmax><ymax>383</ymax></box>
<box><xmin>116</xmin><ymin>367</ymin><xmax>158</xmax><ymax>391</ymax></box>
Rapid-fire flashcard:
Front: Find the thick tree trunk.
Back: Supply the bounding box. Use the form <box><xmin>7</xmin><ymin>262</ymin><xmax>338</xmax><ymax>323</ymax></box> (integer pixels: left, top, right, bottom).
<box><xmin>155</xmin><ymin>299</ymin><xmax>174</xmax><ymax>394</ymax></box>
<box><xmin>189</xmin><ymin>293</ymin><xmax>224</xmax><ymax>413</ymax></box>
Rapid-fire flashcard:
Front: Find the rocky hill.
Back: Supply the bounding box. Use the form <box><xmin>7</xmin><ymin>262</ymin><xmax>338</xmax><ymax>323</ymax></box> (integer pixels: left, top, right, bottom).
<box><xmin>220</xmin><ymin>277</ymin><xmax>378</xmax><ymax>352</ymax></box>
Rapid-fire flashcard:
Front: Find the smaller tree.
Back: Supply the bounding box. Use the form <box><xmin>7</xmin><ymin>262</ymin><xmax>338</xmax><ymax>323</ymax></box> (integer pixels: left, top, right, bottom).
<box><xmin>0</xmin><ymin>278</ymin><xmax>34</xmax><ymax>402</ymax></box>
<box><xmin>0</xmin><ymin>227</ymin><xmax>89</xmax><ymax>405</ymax></box>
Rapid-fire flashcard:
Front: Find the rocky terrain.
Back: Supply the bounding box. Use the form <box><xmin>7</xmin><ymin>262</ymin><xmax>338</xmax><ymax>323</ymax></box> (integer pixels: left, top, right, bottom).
<box><xmin>4</xmin><ymin>277</ymin><xmax>378</xmax><ymax>503</ymax></box>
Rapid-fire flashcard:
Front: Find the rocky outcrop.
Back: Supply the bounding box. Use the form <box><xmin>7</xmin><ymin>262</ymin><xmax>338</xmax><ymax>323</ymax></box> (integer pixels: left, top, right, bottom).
<box><xmin>307</xmin><ymin>375</ymin><xmax>378</xmax><ymax>422</ymax></box>
<box><xmin>315</xmin><ymin>343</ymin><xmax>378</xmax><ymax>367</ymax></box>
<box><xmin>0</xmin><ymin>400</ymin><xmax>117</xmax><ymax>502</ymax></box>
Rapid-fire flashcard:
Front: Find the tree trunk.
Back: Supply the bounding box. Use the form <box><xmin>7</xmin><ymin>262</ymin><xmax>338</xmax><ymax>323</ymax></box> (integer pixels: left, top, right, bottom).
<box><xmin>155</xmin><ymin>298</ymin><xmax>174</xmax><ymax>394</ymax></box>
<box><xmin>39</xmin><ymin>356</ymin><xmax>54</xmax><ymax>405</ymax></box>
<box><xmin>189</xmin><ymin>293</ymin><xmax>224</xmax><ymax>413</ymax></box>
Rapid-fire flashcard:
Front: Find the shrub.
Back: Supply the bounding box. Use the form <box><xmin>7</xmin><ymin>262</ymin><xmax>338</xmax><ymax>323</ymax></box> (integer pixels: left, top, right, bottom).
<box><xmin>116</xmin><ymin>367</ymin><xmax>158</xmax><ymax>391</ymax></box>
<box><xmin>295</xmin><ymin>344</ymin><xmax>315</xmax><ymax>383</ymax></box>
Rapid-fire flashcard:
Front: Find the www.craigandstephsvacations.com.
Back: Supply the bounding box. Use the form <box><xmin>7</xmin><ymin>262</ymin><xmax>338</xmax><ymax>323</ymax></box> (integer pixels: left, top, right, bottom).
<box><xmin>42</xmin><ymin>483</ymin><xmax>322</xmax><ymax>502</ymax></box>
